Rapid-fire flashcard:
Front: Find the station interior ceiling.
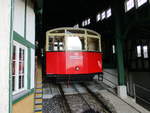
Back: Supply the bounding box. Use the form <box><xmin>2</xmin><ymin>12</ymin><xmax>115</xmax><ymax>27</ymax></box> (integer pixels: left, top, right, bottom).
<box><xmin>36</xmin><ymin>0</ymin><xmax>112</xmax><ymax>48</ymax></box>
<box><xmin>35</xmin><ymin>0</ymin><xmax>150</xmax><ymax>57</ymax></box>
<box><xmin>42</xmin><ymin>0</ymin><xmax>110</xmax><ymax>29</ymax></box>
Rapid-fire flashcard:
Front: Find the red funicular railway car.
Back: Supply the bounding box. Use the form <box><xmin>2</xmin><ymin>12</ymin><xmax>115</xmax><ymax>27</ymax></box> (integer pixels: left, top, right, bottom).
<box><xmin>45</xmin><ymin>27</ymin><xmax>102</xmax><ymax>81</ymax></box>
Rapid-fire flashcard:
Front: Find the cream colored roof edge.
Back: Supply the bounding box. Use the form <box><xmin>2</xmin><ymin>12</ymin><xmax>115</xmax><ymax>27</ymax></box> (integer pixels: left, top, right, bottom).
<box><xmin>46</xmin><ymin>27</ymin><xmax>101</xmax><ymax>37</ymax></box>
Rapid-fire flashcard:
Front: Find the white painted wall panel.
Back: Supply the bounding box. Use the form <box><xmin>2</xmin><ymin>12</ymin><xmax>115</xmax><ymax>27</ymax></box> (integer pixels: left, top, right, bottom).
<box><xmin>0</xmin><ymin>0</ymin><xmax>11</xmax><ymax>112</ymax></box>
<box><xmin>26</xmin><ymin>5</ymin><xmax>35</xmax><ymax>44</ymax></box>
<box><xmin>14</xmin><ymin>0</ymin><xmax>25</xmax><ymax>37</ymax></box>
<box><xmin>30</xmin><ymin>49</ymin><xmax>35</xmax><ymax>88</ymax></box>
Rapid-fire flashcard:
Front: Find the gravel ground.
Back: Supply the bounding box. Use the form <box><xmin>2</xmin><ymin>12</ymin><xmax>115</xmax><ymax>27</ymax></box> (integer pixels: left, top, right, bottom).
<box><xmin>43</xmin><ymin>93</ymin><xmax>109</xmax><ymax>113</ymax></box>
<box><xmin>42</xmin><ymin>82</ymin><xmax>114</xmax><ymax>113</ymax></box>
<box><xmin>43</xmin><ymin>95</ymin><xmax>66</xmax><ymax>113</ymax></box>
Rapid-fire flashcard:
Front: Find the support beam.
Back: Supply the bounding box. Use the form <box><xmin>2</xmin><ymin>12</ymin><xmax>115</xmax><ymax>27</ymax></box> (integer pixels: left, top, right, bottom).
<box><xmin>111</xmin><ymin>0</ymin><xmax>127</xmax><ymax>98</ymax></box>
<box><xmin>0</xmin><ymin>0</ymin><xmax>13</xmax><ymax>113</ymax></box>
<box><xmin>116</xmin><ymin>38</ymin><xmax>125</xmax><ymax>85</ymax></box>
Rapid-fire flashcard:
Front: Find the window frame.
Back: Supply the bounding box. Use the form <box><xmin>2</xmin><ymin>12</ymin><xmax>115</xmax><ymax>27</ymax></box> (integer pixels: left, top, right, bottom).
<box><xmin>12</xmin><ymin>41</ymin><xmax>27</xmax><ymax>95</ymax></box>
<box><xmin>101</xmin><ymin>11</ymin><xmax>106</xmax><ymax>20</ymax></box>
<box><xmin>136</xmin><ymin>0</ymin><xmax>148</xmax><ymax>7</ymax></box>
<box><xmin>87</xmin><ymin>18</ymin><xmax>91</xmax><ymax>25</ymax></box>
<box><xmin>125</xmin><ymin>0</ymin><xmax>135</xmax><ymax>12</ymax></box>
<box><xmin>87</xmin><ymin>36</ymin><xmax>101</xmax><ymax>52</ymax></box>
<box><xmin>46</xmin><ymin>28</ymin><xmax>101</xmax><ymax>52</ymax></box>
<box><xmin>96</xmin><ymin>13</ymin><xmax>101</xmax><ymax>22</ymax></box>
<box><xmin>106</xmin><ymin>8</ymin><xmax>112</xmax><ymax>18</ymax></box>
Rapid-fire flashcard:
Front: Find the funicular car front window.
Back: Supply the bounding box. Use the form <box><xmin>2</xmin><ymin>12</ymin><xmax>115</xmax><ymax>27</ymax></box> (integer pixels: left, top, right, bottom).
<box><xmin>87</xmin><ymin>37</ymin><xmax>100</xmax><ymax>52</ymax></box>
<box><xmin>65</xmin><ymin>36</ymin><xmax>85</xmax><ymax>51</ymax></box>
<box><xmin>48</xmin><ymin>36</ymin><xmax>65</xmax><ymax>51</ymax></box>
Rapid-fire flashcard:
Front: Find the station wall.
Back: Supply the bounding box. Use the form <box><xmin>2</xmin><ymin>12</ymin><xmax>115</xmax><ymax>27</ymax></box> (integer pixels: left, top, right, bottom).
<box><xmin>26</xmin><ymin>1</ymin><xmax>35</xmax><ymax>44</ymax></box>
<box><xmin>127</xmin><ymin>72</ymin><xmax>150</xmax><ymax>110</ymax></box>
<box><xmin>12</xmin><ymin>0</ymin><xmax>35</xmax><ymax>113</ymax></box>
<box><xmin>14</xmin><ymin>0</ymin><xmax>25</xmax><ymax>37</ymax></box>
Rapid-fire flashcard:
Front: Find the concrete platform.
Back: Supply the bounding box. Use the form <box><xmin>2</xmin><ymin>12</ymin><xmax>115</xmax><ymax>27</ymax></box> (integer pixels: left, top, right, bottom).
<box><xmin>94</xmin><ymin>79</ymin><xmax>150</xmax><ymax>113</ymax></box>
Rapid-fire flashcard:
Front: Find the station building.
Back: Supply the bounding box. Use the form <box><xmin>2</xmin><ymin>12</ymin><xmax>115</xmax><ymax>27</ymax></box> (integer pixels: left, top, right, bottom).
<box><xmin>0</xmin><ymin>0</ymin><xmax>150</xmax><ymax>113</ymax></box>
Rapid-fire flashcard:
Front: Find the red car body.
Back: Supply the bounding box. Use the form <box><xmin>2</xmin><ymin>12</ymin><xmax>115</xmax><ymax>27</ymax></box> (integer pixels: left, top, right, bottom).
<box><xmin>46</xmin><ymin>51</ymin><xmax>102</xmax><ymax>78</ymax></box>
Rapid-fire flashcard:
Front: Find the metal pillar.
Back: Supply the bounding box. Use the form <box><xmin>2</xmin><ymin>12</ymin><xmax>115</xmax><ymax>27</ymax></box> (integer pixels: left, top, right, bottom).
<box><xmin>111</xmin><ymin>0</ymin><xmax>127</xmax><ymax>98</ymax></box>
<box><xmin>116</xmin><ymin>38</ymin><xmax>125</xmax><ymax>85</ymax></box>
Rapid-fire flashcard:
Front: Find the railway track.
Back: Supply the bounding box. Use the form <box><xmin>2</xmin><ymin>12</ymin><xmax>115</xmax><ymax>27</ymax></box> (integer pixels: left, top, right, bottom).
<box><xmin>80</xmin><ymin>83</ymin><xmax>113</xmax><ymax>113</ymax></box>
<box><xmin>58</xmin><ymin>84</ymin><xmax>72</xmax><ymax>113</ymax></box>
<box><xmin>43</xmin><ymin>82</ymin><xmax>115</xmax><ymax>113</ymax></box>
<box><xmin>72</xmin><ymin>84</ymin><xmax>98</xmax><ymax>113</ymax></box>
<box><xmin>59</xmin><ymin>83</ymin><xmax>113</xmax><ymax>113</ymax></box>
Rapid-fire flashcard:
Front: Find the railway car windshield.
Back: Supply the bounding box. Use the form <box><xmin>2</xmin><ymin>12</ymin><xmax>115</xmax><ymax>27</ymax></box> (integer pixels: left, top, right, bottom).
<box><xmin>66</xmin><ymin>36</ymin><xmax>85</xmax><ymax>51</ymax></box>
<box><xmin>46</xmin><ymin>28</ymin><xmax>101</xmax><ymax>52</ymax></box>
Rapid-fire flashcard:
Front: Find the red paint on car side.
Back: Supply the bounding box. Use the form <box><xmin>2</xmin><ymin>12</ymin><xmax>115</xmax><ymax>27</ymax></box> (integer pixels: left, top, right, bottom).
<box><xmin>46</xmin><ymin>52</ymin><xmax>102</xmax><ymax>75</ymax></box>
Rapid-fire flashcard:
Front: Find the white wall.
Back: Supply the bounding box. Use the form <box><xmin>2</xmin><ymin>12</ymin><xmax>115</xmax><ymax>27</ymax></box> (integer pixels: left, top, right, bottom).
<box><xmin>13</xmin><ymin>0</ymin><xmax>35</xmax><ymax>90</ymax></box>
<box><xmin>0</xmin><ymin>0</ymin><xmax>12</xmax><ymax>113</ymax></box>
<box><xmin>26</xmin><ymin>2</ymin><xmax>35</xmax><ymax>44</ymax></box>
<box><xmin>14</xmin><ymin>0</ymin><xmax>25</xmax><ymax>37</ymax></box>
<box><xmin>30</xmin><ymin>49</ymin><xmax>35</xmax><ymax>88</ymax></box>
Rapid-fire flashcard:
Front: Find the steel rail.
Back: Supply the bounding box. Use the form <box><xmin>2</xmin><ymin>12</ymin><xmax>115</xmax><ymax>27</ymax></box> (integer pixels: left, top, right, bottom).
<box><xmin>58</xmin><ymin>84</ymin><xmax>72</xmax><ymax>113</ymax></box>
<box><xmin>72</xmin><ymin>84</ymin><xmax>94</xmax><ymax>111</ymax></box>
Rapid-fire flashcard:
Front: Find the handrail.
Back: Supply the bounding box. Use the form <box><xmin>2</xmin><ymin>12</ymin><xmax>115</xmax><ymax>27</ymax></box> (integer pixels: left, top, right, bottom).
<box><xmin>135</xmin><ymin>84</ymin><xmax>150</xmax><ymax>93</ymax></box>
<box><xmin>136</xmin><ymin>96</ymin><xmax>150</xmax><ymax>105</ymax></box>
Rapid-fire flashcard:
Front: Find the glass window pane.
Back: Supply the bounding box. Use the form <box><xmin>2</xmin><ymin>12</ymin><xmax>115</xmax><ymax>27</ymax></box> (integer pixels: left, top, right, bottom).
<box><xmin>66</xmin><ymin>36</ymin><xmax>85</xmax><ymax>51</ymax></box>
<box><xmin>82</xmin><ymin>21</ymin><xmax>85</xmax><ymax>26</ymax></box>
<box><xmin>87</xmin><ymin>18</ymin><xmax>90</xmax><ymax>25</ymax></box>
<box><xmin>22</xmin><ymin>50</ymin><xmax>24</xmax><ymax>60</ymax></box>
<box><xmin>107</xmin><ymin>8</ymin><xmax>111</xmax><ymax>18</ymax></box>
<box><xmin>12</xmin><ymin>76</ymin><xmax>15</xmax><ymax>91</ymax></box>
<box><xmin>87</xmin><ymin>37</ymin><xmax>100</xmax><ymax>51</ymax></box>
<box><xmin>13</xmin><ymin>46</ymin><xmax>16</xmax><ymax>60</ymax></box>
<box><xmin>48</xmin><ymin>37</ymin><xmax>54</xmax><ymax>51</ymax></box>
<box><xmin>54</xmin><ymin>36</ymin><xmax>64</xmax><ymax>51</ymax></box>
<box><xmin>137</xmin><ymin>45</ymin><xmax>141</xmax><ymax>57</ymax></box>
<box><xmin>19</xmin><ymin>76</ymin><xmax>21</xmax><ymax>89</ymax></box>
<box><xmin>84</xmin><ymin>20</ymin><xmax>88</xmax><ymax>26</ymax></box>
<box><xmin>19</xmin><ymin>48</ymin><xmax>22</xmax><ymax>60</ymax></box>
<box><xmin>22</xmin><ymin>76</ymin><xmax>24</xmax><ymax>88</ymax></box>
<box><xmin>112</xmin><ymin>45</ymin><xmax>115</xmax><ymax>54</ymax></box>
<box><xmin>101</xmin><ymin>11</ymin><xmax>105</xmax><ymax>20</ymax></box>
<box><xmin>126</xmin><ymin>0</ymin><xmax>134</xmax><ymax>11</ymax></box>
<box><xmin>19</xmin><ymin>62</ymin><xmax>22</xmax><ymax>74</ymax></box>
<box><xmin>137</xmin><ymin>0</ymin><xmax>147</xmax><ymax>7</ymax></box>
<box><xmin>96</xmin><ymin>13</ymin><xmax>101</xmax><ymax>22</ymax></box>
<box><xmin>12</xmin><ymin>61</ymin><xmax>16</xmax><ymax>75</ymax></box>
<box><xmin>143</xmin><ymin>45</ymin><xmax>148</xmax><ymax>58</ymax></box>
